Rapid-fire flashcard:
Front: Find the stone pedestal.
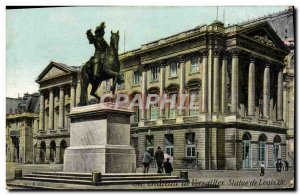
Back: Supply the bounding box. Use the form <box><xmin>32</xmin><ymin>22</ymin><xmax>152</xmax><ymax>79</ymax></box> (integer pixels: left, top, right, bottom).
<box><xmin>63</xmin><ymin>103</ymin><xmax>136</xmax><ymax>173</ymax></box>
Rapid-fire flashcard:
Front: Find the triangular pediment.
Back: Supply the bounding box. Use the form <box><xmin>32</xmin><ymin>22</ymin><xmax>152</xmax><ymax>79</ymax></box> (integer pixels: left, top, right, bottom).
<box><xmin>239</xmin><ymin>22</ymin><xmax>289</xmax><ymax>52</ymax></box>
<box><xmin>36</xmin><ymin>61</ymin><xmax>73</xmax><ymax>82</ymax></box>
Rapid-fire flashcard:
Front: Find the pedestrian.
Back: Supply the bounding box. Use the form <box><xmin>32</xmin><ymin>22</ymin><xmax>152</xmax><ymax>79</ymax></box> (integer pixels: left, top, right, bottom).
<box><xmin>163</xmin><ymin>158</ymin><xmax>173</xmax><ymax>176</ymax></box>
<box><xmin>260</xmin><ymin>162</ymin><xmax>265</xmax><ymax>176</ymax></box>
<box><xmin>154</xmin><ymin>146</ymin><xmax>164</xmax><ymax>173</ymax></box>
<box><xmin>276</xmin><ymin>159</ymin><xmax>280</xmax><ymax>172</ymax></box>
<box><xmin>279</xmin><ymin>160</ymin><xmax>283</xmax><ymax>172</ymax></box>
<box><xmin>285</xmin><ymin>160</ymin><xmax>289</xmax><ymax>171</ymax></box>
<box><xmin>143</xmin><ymin>148</ymin><xmax>151</xmax><ymax>173</ymax></box>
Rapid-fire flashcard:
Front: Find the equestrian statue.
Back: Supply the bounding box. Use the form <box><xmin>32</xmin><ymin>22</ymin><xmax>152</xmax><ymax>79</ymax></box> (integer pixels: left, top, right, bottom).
<box><xmin>79</xmin><ymin>22</ymin><xmax>124</xmax><ymax>106</ymax></box>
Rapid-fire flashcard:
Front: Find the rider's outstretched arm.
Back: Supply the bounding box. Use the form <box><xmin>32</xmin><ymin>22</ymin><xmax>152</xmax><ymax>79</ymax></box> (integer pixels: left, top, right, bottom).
<box><xmin>86</xmin><ymin>30</ymin><xmax>96</xmax><ymax>44</ymax></box>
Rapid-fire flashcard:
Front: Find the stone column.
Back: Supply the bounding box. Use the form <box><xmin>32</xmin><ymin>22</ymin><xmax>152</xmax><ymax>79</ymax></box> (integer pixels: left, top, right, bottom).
<box><xmin>221</xmin><ymin>54</ymin><xmax>227</xmax><ymax>113</ymax></box>
<box><xmin>178</xmin><ymin>56</ymin><xmax>186</xmax><ymax>116</ymax></box>
<box><xmin>33</xmin><ymin>118</ymin><xmax>38</xmax><ymax>133</ymax></box>
<box><xmin>39</xmin><ymin>92</ymin><xmax>44</xmax><ymax>130</ymax></box>
<box><xmin>201</xmin><ymin>51</ymin><xmax>208</xmax><ymax>113</ymax></box>
<box><xmin>208</xmin><ymin>48</ymin><xmax>213</xmax><ymax>114</ymax></box>
<box><xmin>211</xmin><ymin>128</ymin><xmax>217</xmax><ymax>169</ymax></box>
<box><xmin>58</xmin><ymin>86</ymin><xmax>65</xmax><ymax>129</ymax></box>
<box><xmin>70</xmin><ymin>83</ymin><xmax>76</xmax><ymax>109</ymax></box>
<box><xmin>159</xmin><ymin>61</ymin><xmax>166</xmax><ymax>118</ymax></box>
<box><xmin>48</xmin><ymin>88</ymin><xmax>54</xmax><ymax>130</ymax></box>
<box><xmin>248</xmin><ymin>57</ymin><xmax>255</xmax><ymax>116</ymax></box>
<box><xmin>277</xmin><ymin>68</ymin><xmax>283</xmax><ymax>120</ymax></box>
<box><xmin>231</xmin><ymin>51</ymin><xmax>239</xmax><ymax>113</ymax></box>
<box><xmin>263</xmin><ymin>64</ymin><xmax>270</xmax><ymax>118</ymax></box>
<box><xmin>213</xmin><ymin>51</ymin><xmax>220</xmax><ymax>113</ymax></box>
<box><xmin>141</xmin><ymin>66</ymin><xmax>147</xmax><ymax>120</ymax></box>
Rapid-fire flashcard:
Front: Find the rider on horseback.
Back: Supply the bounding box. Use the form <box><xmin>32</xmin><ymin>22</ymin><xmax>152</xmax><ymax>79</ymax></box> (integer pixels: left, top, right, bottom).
<box><xmin>86</xmin><ymin>22</ymin><xmax>118</xmax><ymax>80</ymax></box>
<box><xmin>79</xmin><ymin>22</ymin><xmax>124</xmax><ymax>106</ymax></box>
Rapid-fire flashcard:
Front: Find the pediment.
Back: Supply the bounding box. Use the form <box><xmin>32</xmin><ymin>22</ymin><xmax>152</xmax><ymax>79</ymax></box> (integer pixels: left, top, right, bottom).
<box><xmin>43</xmin><ymin>66</ymin><xmax>67</xmax><ymax>80</ymax></box>
<box><xmin>239</xmin><ymin>22</ymin><xmax>289</xmax><ymax>52</ymax></box>
<box><xmin>36</xmin><ymin>61</ymin><xmax>73</xmax><ymax>82</ymax></box>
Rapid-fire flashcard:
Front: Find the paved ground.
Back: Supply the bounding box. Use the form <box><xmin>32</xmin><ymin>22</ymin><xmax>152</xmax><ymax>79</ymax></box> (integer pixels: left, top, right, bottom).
<box><xmin>6</xmin><ymin>162</ymin><xmax>295</xmax><ymax>190</ymax></box>
<box><xmin>6</xmin><ymin>162</ymin><xmax>63</xmax><ymax>180</ymax></box>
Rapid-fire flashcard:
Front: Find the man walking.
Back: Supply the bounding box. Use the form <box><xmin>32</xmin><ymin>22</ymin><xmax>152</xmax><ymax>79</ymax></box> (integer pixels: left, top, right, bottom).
<box><xmin>260</xmin><ymin>162</ymin><xmax>265</xmax><ymax>176</ymax></box>
<box><xmin>143</xmin><ymin>148</ymin><xmax>151</xmax><ymax>173</ymax></box>
<box><xmin>154</xmin><ymin>146</ymin><xmax>164</xmax><ymax>173</ymax></box>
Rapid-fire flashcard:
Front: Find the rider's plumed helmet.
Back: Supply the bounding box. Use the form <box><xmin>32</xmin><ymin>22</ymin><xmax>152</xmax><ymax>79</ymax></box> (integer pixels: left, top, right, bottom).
<box><xmin>95</xmin><ymin>22</ymin><xmax>106</xmax><ymax>36</ymax></box>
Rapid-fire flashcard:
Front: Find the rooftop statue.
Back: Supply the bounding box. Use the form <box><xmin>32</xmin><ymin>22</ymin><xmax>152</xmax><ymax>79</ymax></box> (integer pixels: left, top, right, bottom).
<box><xmin>79</xmin><ymin>22</ymin><xmax>124</xmax><ymax>106</ymax></box>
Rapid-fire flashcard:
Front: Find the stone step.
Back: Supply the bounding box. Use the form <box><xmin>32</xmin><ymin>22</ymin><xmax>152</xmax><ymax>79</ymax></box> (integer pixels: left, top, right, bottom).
<box><xmin>99</xmin><ymin>178</ymin><xmax>187</xmax><ymax>185</ymax></box>
<box><xmin>32</xmin><ymin>171</ymin><xmax>166</xmax><ymax>177</ymax></box>
<box><xmin>32</xmin><ymin>171</ymin><xmax>91</xmax><ymax>177</ymax></box>
<box><xmin>24</xmin><ymin>174</ymin><xmax>91</xmax><ymax>180</ymax></box>
<box><xmin>21</xmin><ymin>177</ymin><xmax>93</xmax><ymax>185</ymax></box>
<box><xmin>24</xmin><ymin>173</ymin><xmax>179</xmax><ymax>181</ymax></box>
<box><xmin>20</xmin><ymin>176</ymin><xmax>185</xmax><ymax>186</ymax></box>
<box><xmin>101</xmin><ymin>176</ymin><xmax>179</xmax><ymax>180</ymax></box>
<box><xmin>101</xmin><ymin>173</ymin><xmax>165</xmax><ymax>177</ymax></box>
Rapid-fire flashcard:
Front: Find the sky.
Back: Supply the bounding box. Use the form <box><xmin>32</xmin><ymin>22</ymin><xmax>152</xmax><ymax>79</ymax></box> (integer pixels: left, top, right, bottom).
<box><xmin>6</xmin><ymin>6</ymin><xmax>288</xmax><ymax>98</ymax></box>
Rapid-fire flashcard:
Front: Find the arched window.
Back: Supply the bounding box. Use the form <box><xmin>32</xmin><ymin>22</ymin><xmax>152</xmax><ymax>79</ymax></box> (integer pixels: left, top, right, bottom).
<box><xmin>273</xmin><ymin>135</ymin><xmax>281</xmax><ymax>165</ymax></box>
<box><xmin>60</xmin><ymin>140</ymin><xmax>67</xmax><ymax>163</ymax></box>
<box><xmin>40</xmin><ymin>141</ymin><xmax>46</xmax><ymax>163</ymax></box>
<box><xmin>130</xmin><ymin>92</ymin><xmax>141</xmax><ymax>123</ymax></box>
<box><xmin>186</xmin><ymin>79</ymin><xmax>201</xmax><ymax>116</ymax></box>
<box><xmin>50</xmin><ymin>140</ymin><xmax>56</xmax><ymax>162</ymax></box>
<box><xmin>165</xmin><ymin>84</ymin><xmax>179</xmax><ymax>119</ymax></box>
<box><xmin>258</xmin><ymin>134</ymin><xmax>267</xmax><ymax>163</ymax></box>
<box><xmin>242</xmin><ymin>132</ymin><xmax>252</xmax><ymax>168</ymax></box>
<box><xmin>147</xmin><ymin>87</ymin><xmax>159</xmax><ymax>120</ymax></box>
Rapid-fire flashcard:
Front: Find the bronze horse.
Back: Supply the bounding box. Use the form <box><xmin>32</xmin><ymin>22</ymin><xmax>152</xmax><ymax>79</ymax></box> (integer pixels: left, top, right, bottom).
<box><xmin>79</xmin><ymin>31</ymin><xmax>124</xmax><ymax>106</ymax></box>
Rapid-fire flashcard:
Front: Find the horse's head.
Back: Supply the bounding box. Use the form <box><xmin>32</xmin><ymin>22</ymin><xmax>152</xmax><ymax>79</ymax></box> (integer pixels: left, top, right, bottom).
<box><xmin>110</xmin><ymin>30</ymin><xmax>119</xmax><ymax>51</ymax></box>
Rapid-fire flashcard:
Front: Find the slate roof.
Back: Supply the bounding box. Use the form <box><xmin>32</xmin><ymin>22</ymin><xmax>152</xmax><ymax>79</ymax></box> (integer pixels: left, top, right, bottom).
<box><xmin>6</xmin><ymin>93</ymin><xmax>40</xmax><ymax>114</ymax></box>
<box><xmin>6</xmin><ymin>97</ymin><xmax>22</xmax><ymax>114</ymax></box>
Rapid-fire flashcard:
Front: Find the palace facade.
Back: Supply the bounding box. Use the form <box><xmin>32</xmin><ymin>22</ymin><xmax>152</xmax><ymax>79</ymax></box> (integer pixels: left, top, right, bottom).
<box><xmin>7</xmin><ymin>8</ymin><xmax>294</xmax><ymax>170</ymax></box>
<box><xmin>6</xmin><ymin>93</ymin><xmax>39</xmax><ymax>163</ymax></box>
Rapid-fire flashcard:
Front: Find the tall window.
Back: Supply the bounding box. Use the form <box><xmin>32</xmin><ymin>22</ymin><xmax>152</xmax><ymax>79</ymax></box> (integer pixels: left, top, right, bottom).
<box><xmin>151</xmin><ymin>67</ymin><xmax>159</xmax><ymax>81</ymax></box>
<box><xmin>258</xmin><ymin>134</ymin><xmax>267</xmax><ymax>162</ymax></box>
<box><xmin>133</xmin><ymin>106</ymin><xmax>140</xmax><ymax>122</ymax></box>
<box><xmin>168</xmin><ymin>94</ymin><xmax>177</xmax><ymax>118</ymax></box>
<box><xmin>186</xmin><ymin>133</ymin><xmax>196</xmax><ymax>157</ymax></box>
<box><xmin>105</xmin><ymin>80</ymin><xmax>110</xmax><ymax>91</ymax></box>
<box><xmin>191</xmin><ymin>57</ymin><xmax>199</xmax><ymax>72</ymax></box>
<box><xmin>150</xmin><ymin>105</ymin><xmax>159</xmax><ymax>120</ymax></box>
<box><xmin>189</xmin><ymin>89</ymin><xmax>200</xmax><ymax>116</ymax></box>
<box><xmin>165</xmin><ymin>134</ymin><xmax>174</xmax><ymax>156</ymax></box>
<box><xmin>170</xmin><ymin>62</ymin><xmax>177</xmax><ymax>77</ymax></box>
<box><xmin>133</xmin><ymin>71</ymin><xmax>140</xmax><ymax>85</ymax></box>
<box><xmin>146</xmin><ymin>135</ymin><xmax>154</xmax><ymax>157</ymax></box>
<box><xmin>150</xmin><ymin>96</ymin><xmax>159</xmax><ymax>120</ymax></box>
<box><xmin>242</xmin><ymin>132</ymin><xmax>252</xmax><ymax>168</ymax></box>
<box><xmin>116</xmin><ymin>74</ymin><xmax>125</xmax><ymax>89</ymax></box>
<box><xmin>273</xmin><ymin>135</ymin><xmax>281</xmax><ymax>165</ymax></box>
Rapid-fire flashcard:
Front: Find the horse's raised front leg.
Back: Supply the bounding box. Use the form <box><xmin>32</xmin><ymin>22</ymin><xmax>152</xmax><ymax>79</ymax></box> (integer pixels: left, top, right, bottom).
<box><xmin>104</xmin><ymin>66</ymin><xmax>119</xmax><ymax>77</ymax></box>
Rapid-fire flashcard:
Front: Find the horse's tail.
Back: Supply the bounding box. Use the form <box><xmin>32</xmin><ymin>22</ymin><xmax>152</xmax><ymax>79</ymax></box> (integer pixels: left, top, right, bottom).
<box><xmin>78</xmin><ymin>63</ymin><xmax>89</xmax><ymax>106</ymax></box>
